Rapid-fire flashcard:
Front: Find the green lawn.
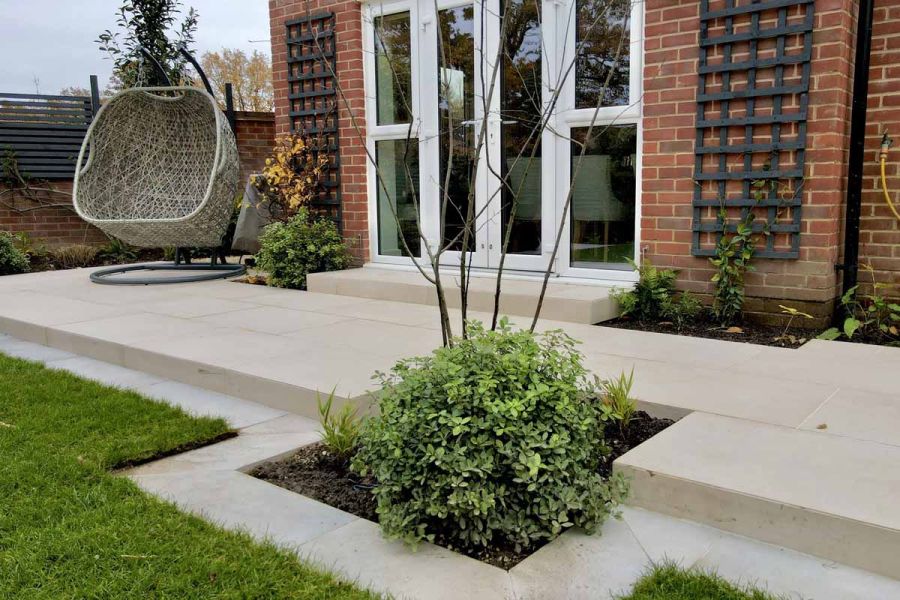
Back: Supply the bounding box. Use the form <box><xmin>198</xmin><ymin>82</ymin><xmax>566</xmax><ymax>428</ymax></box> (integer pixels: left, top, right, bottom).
<box><xmin>0</xmin><ymin>352</ymin><xmax>378</xmax><ymax>599</ymax></box>
<box><xmin>620</xmin><ymin>564</ymin><xmax>781</xmax><ymax>600</ymax></box>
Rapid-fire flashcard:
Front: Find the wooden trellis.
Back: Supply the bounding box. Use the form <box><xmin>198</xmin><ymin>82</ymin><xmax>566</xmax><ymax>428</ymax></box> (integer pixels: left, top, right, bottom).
<box><xmin>285</xmin><ymin>12</ymin><xmax>342</xmax><ymax>224</ymax></box>
<box><xmin>692</xmin><ymin>0</ymin><xmax>814</xmax><ymax>259</ymax></box>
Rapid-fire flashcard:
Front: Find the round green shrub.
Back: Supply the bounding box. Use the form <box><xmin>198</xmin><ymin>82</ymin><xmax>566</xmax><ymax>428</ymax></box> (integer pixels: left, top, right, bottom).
<box><xmin>0</xmin><ymin>232</ymin><xmax>30</xmax><ymax>276</ymax></box>
<box><xmin>255</xmin><ymin>208</ymin><xmax>351</xmax><ymax>289</ymax></box>
<box><xmin>352</xmin><ymin>320</ymin><xmax>628</xmax><ymax>552</ymax></box>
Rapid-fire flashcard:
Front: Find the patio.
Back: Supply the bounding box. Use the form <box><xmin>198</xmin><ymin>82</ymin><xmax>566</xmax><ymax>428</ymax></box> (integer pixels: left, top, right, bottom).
<box><xmin>1</xmin><ymin>265</ymin><xmax>899</xmax><ymax>596</ymax></box>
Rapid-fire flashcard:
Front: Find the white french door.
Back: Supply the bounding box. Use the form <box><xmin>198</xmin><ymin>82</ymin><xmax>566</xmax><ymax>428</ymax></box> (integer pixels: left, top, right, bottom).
<box><xmin>365</xmin><ymin>0</ymin><xmax>642</xmax><ymax>280</ymax></box>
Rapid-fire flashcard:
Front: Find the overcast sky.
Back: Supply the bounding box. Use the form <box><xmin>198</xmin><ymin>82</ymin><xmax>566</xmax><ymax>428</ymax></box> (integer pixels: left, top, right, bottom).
<box><xmin>0</xmin><ymin>1</ymin><xmax>270</xmax><ymax>94</ymax></box>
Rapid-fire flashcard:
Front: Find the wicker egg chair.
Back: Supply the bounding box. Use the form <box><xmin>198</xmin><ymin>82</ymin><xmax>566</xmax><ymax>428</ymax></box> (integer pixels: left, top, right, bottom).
<box><xmin>73</xmin><ymin>85</ymin><xmax>244</xmax><ymax>284</ymax></box>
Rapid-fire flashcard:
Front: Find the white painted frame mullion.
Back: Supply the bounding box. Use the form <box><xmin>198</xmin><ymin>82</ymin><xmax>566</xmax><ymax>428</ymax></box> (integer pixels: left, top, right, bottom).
<box><xmin>364</xmin><ymin>0</ymin><xmax>424</xmax><ymax>264</ymax></box>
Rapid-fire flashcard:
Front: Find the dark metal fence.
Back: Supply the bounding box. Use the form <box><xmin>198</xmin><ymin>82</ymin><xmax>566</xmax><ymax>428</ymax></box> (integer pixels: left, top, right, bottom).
<box><xmin>0</xmin><ymin>76</ymin><xmax>100</xmax><ymax>180</ymax></box>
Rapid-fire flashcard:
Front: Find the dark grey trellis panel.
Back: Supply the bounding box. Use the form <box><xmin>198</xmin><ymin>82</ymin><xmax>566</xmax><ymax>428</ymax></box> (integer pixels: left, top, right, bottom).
<box><xmin>0</xmin><ymin>92</ymin><xmax>94</xmax><ymax>179</ymax></box>
<box><xmin>285</xmin><ymin>11</ymin><xmax>342</xmax><ymax>227</ymax></box>
<box><xmin>692</xmin><ymin>0</ymin><xmax>814</xmax><ymax>259</ymax></box>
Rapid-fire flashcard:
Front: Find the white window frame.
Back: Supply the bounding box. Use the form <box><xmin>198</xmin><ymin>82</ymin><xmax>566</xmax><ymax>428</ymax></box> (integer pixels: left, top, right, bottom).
<box><xmin>364</xmin><ymin>0</ymin><xmax>423</xmax><ymax>265</ymax></box>
<box><xmin>363</xmin><ymin>0</ymin><xmax>644</xmax><ymax>282</ymax></box>
<box><xmin>553</xmin><ymin>0</ymin><xmax>643</xmax><ymax>281</ymax></box>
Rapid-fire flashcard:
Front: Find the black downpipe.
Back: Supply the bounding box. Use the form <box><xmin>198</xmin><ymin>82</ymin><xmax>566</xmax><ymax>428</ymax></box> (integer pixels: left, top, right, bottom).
<box><xmin>839</xmin><ymin>0</ymin><xmax>876</xmax><ymax>303</ymax></box>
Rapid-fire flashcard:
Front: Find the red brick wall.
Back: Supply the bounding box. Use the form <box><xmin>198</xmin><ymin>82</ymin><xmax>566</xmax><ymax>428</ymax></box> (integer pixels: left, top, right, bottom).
<box><xmin>234</xmin><ymin>111</ymin><xmax>276</xmax><ymax>186</ymax></box>
<box><xmin>0</xmin><ymin>181</ymin><xmax>106</xmax><ymax>247</ymax></box>
<box><xmin>270</xmin><ymin>0</ymin><xmax>368</xmax><ymax>261</ymax></box>
<box><xmin>858</xmin><ymin>2</ymin><xmax>900</xmax><ymax>296</ymax></box>
<box><xmin>642</xmin><ymin>0</ymin><xmax>858</xmax><ymax>323</ymax></box>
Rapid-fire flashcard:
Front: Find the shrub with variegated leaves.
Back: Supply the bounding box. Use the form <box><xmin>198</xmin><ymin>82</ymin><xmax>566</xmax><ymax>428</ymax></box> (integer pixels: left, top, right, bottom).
<box><xmin>352</xmin><ymin>319</ymin><xmax>628</xmax><ymax>552</ymax></box>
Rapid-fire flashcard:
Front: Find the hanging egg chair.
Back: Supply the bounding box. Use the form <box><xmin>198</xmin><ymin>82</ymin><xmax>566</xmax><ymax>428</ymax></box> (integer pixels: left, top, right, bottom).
<box><xmin>73</xmin><ymin>48</ymin><xmax>245</xmax><ymax>284</ymax></box>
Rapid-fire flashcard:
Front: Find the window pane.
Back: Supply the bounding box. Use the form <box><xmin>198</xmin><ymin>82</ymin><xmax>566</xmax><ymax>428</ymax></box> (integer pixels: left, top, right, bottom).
<box><xmin>570</xmin><ymin>125</ymin><xmax>636</xmax><ymax>267</ymax></box>
<box><xmin>438</xmin><ymin>5</ymin><xmax>476</xmax><ymax>252</ymax></box>
<box><xmin>375</xmin><ymin>12</ymin><xmax>412</xmax><ymax>125</ymax></box>
<box><xmin>377</xmin><ymin>139</ymin><xmax>420</xmax><ymax>257</ymax></box>
<box><xmin>501</xmin><ymin>0</ymin><xmax>542</xmax><ymax>255</ymax></box>
<box><xmin>575</xmin><ymin>0</ymin><xmax>630</xmax><ymax>109</ymax></box>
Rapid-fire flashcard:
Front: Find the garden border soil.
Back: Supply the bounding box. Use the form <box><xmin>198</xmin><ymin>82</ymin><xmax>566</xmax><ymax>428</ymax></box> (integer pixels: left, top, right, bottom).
<box><xmin>250</xmin><ymin>411</ymin><xmax>674</xmax><ymax>570</ymax></box>
<box><xmin>600</xmin><ymin>316</ymin><xmax>820</xmax><ymax>349</ymax></box>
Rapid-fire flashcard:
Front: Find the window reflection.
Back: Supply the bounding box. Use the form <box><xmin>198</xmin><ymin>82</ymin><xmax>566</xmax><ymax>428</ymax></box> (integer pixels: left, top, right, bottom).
<box><xmin>377</xmin><ymin>139</ymin><xmax>420</xmax><ymax>257</ymax></box>
<box><xmin>438</xmin><ymin>5</ymin><xmax>476</xmax><ymax>252</ymax></box>
<box><xmin>576</xmin><ymin>0</ymin><xmax>630</xmax><ymax>109</ymax></box>
<box><xmin>570</xmin><ymin>125</ymin><xmax>636</xmax><ymax>267</ymax></box>
<box><xmin>500</xmin><ymin>0</ymin><xmax>542</xmax><ymax>255</ymax></box>
<box><xmin>375</xmin><ymin>12</ymin><xmax>412</xmax><ymax>125</ymax></box>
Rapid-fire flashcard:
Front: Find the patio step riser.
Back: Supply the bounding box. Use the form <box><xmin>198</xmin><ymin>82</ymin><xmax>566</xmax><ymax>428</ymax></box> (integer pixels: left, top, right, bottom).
<box><xmin>307</xmin><ymin>269</ymin><xmax>619</xmax><ymax>324</ymax></box>
<box><xmin>0</xmin><ymin>315</ymin><xmax>371</xmax><ymax>420</ymax></box>
<box><xmin>614</xmin><ymin>411</ymin><xmax>900</xmax><ymax>581</ymax></box>
<box><xmin>616</xmin><ymin>464</ymin><xmax>900</xmax><ymax>580</ymax></box>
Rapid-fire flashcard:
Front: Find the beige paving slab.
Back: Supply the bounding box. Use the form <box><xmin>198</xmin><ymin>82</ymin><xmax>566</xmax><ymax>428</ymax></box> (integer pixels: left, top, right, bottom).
<box><xmin>798</xmin><ymin>386</ymin><xmax>900</xmax><ymax>447</ymax></box>
<box><xmin>55</xmin><ymin>312</ymin><xmax>226</xmax><ymax>346</ymax></box>
<box><xmin>46</xmin><ymin>355</ymin><xmax>165</xmax><ymax>389</ymax></box>
<box><xmin>309</xmin><ymin>267</ymin><xmax>618</xmax><ymax>324</ymax></box>
<box><xmin>585</xmin><ymin>357</ymin><xmax>837</xmax><ymax>428</ymax></box>
<box><xmin>509</xmin><ymin>518</ymin><xmax>649</xmax><ymax>600</ymax></box>
<box><xmin>136</xmin><ymin>295</ymin><xmax>257</xmax><ymax>319</ymax></box>
<box><xmin>298</xmin><ymin>518</ymin><xmax>516</xmax><ymax>600</ymax></box>
<box><xmin>136</xmin><ymin>380</ymin><xmax>288</xmax><ymax>429</ymax></box>
<box><xmin>130</xmin><ymin>470</ymin><xmax>356</xmax><ymax>548</ymax></box>
<box><xmin>583</xmin><ymin>324</ymin><xmax>778</xmax><ymax>370</ymax></box>
<box><xmin>197</xmin><ymin>305</ymin><xmax>353</xmax><ymax>335</ymax></box>
<box><xmin>616</xmin><ymin>412</ymin><xmax>900</xmax><ymax>578</ymax></box>
<box><xmin>620</xmin><ymin>507</ymin><xmax>723</xmax><ymax>567</ymax></box>
<box><xmin>252</xmin><ymin>288</ymin><xmax>376</xmax><ymax>312</ymax></box>
<box><xmin>228</xmin><ymin>344</ymin><xmax>388</xmax><ymax>402</ymax></box>
<box><xmin>0</xmin><ymin>334</ymin><xmax>76</xmax><ymax>363</ymax></box>
<box><xmin>131</xmin><ymin>328</ymin><xmax>308</xmax><ymax>372</ymax></box>
<box><xmin>315</xmin><ymin>298</ymin><xmax>442</xmax><ymax>327</ymax></box>
<box><xmin>696</xmin><ymin>528</ymin><xmax>900</xmax><ymax>600</ymax></box>
<box><xmin>735</xmin><ymin>339</ymin><xmax>900</xmax><ymax>396</ymax></box>
<box><xmin>0</xmin><ymin>290</ymin><xmax>134</xmax><ymax>326</ymax></box>
<box><xmin>279</xmin><ymin>317</ymin><xmax>444</xmax><ymax>360</ymax></box>
<box><xmin>127</xmin><ymin>429</ymin><xmax>320</xmax><ymax>476</ymax></box>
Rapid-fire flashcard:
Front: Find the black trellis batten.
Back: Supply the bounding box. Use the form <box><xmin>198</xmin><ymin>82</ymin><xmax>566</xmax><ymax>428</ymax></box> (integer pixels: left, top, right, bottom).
<box><xmin>285</xmin><ymin>11</ymin><xmax>342</xmax><ymax>228</ymax></box>
<box><xmin>0</xmin><ymin>80</ymin><xmax>99</xmax><ymax>180</ymax></box>
<box><xmin>692</xmin><ymin>0</ymin><xmax>814</xmax><ymax>259</ymax></box>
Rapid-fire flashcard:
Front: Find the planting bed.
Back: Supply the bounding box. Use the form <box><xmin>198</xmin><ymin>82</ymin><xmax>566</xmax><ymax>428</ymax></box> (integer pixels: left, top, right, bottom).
<box><xmin>250</xmin><ymin>410</ymin><xmax>675</xmax><ymax>570</ymax></box>
<box><xmin>602</xmin><ymin>316</ymin><xmax>817</xmax><ymax>349</ymax></box>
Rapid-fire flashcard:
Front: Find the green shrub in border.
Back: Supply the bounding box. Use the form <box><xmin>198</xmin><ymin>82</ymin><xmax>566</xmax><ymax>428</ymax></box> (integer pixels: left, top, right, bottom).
<box><xmin>352</xmin><ymin>319</ymin><xmax>628</xmax><ymax>552</ymax></box>
<box><xmin>256</xmin><ymin>208</ymin><xmax>351</xmax><ymax>289</ymax></box>
<box><xmin>0</xmin><ymin>231</ymin><xmax>30</xmax><ymax>275</ymax></box>
<box><xmin>611</xmin><ymin>258</ymin><xmax>679</xmax><ymax>322</ymax></box>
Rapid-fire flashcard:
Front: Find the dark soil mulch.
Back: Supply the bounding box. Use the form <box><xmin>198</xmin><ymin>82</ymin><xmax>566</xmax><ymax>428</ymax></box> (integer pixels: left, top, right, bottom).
<box><xmin>250</xmin><ymin>411</ymin><xmax>675</xmax><ymax>571</ymax></box>
<box><xmin>251</xmin><ymin>443</ymin><xmax>378</xmax><ymax>520</ymax></box>
<box><xmin>599</xmin><ymin>410</ymin><xmax>674</xmax><ymax>478</ymax></box>
<box><xmin>601</xmin><ymin>316</ymin><xmax>819</xmax><ymax>349</ymax></box>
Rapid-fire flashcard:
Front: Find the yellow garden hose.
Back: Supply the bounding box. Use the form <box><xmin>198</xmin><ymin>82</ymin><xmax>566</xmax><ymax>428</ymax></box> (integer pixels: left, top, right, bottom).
<box><xmin>880</xmin><ymin>133</ymin><xmax>900</xmax><ymax>222</ymax></box>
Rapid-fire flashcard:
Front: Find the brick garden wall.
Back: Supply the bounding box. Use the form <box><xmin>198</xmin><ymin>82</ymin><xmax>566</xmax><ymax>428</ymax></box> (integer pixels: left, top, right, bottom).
<box><xmin>1</xmin><ymin>113</ymin><xmax>275</xmax><ymax>248</ymax></box>
<box><xmin>0</xmin><ymin>181</ymin><xmax>107</xmax><ymax>247</ymax></box>
<box><xmin>269</xmin><ymin>0</ymin><xmax>368</xmax><ymax>262</ymax></box>
<box><xmin>858</xmin><ymin>2</ymin><xmax>900</xmax><ymax>295</ymax></box>
<box><xmin>641</xmin><ymin>0</ymin><xmax>858</xmax><ymax>325</ymax></box>
<box><xmin>234</xmin><ymin>111</ymin><xmax>276</xmax><ymax>186</ymax></box>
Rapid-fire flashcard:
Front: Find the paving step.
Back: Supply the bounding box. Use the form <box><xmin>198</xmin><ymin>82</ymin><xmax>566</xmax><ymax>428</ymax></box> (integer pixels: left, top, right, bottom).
<box><xmin>307</xmin><ymin>266</ymin><xmax>619</xmax><ymax>325</ymax></box>
<box><xmin>614</xmin><ymin>412</ymin><xmax>900</xmax><ymax>580</ymax></box>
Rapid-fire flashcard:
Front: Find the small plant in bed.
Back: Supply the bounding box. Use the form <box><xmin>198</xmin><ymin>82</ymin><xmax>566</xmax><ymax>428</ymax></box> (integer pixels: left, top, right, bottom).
<box><xmin>606</xmin><ymin>259</ymin><xmax>815</xmax><ymax>348</ymax></box>
<box><xmin>253</xmin><ymin>320</ymin><xmax>675</xmax><ymax>570</ymax></box>
<box><xmin>818</xmin><ymin>265</ymin><xmax>900</xmax><ymax>347</ymax></box>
